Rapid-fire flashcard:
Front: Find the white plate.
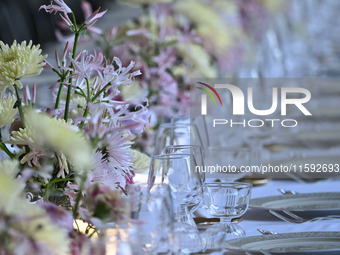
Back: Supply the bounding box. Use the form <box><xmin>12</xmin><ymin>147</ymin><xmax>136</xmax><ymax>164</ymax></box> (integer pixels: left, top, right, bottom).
<box><xmin>226</xmin><ymin>232</ymin><xmax>340</xmax><ymax>254</ymax></box>
<box><xmin>250</xmin><ymin>192</ymin><xmax>340</xmax><ymax>212</ymax></box>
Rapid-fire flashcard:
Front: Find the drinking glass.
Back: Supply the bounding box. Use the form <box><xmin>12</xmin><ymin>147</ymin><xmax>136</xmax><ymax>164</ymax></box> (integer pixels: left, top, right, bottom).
<box><xmin>153</xmin><ymin>123</ymin><xmax>202</xmax><ymax>155</ymax></box>
<box><xmin>165</xmin><ymin>145</ymin><xmax>205</xmax><ymax>181</ymax></box>
<box><xmin>164</xmin><ymin>145</ymin><xmax>205</xmax><ymax>218</ymax></box>
<box><xmin>148</xmin><ymin>154</ymin><xmax>205</xmax><ymax>253</ymax></box>
<box><xmin>202</xmin><ymin>182</ymin><xmax>252</xmax><ymax>249</ymax></box>
<box><xmin>127</xmin><ymin>183</ymin><xmax>174</xmax><ymax>254</ymax></box>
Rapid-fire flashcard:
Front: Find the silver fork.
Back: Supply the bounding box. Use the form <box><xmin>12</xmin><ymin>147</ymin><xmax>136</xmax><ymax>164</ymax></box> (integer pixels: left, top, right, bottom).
<box><xmin>277</xmin><ymin>188</ymin><xmax>297</xmax><ymax>195</ymax></box>
<box><xmin>269</xmin><ymin>209</ymin><xmax>340</xmax><ymax>223</ymax></box>
<box><xmin>257</xmin><ymin>228</ymin><xmax>278</xmax><ymax>235</ymax></box>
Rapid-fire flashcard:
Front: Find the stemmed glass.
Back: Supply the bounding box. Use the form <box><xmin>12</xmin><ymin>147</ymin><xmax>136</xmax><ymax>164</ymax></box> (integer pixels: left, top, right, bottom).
<box><xmin>164</xmin><ymin>145</ymin><xmax>205</xmax><ymax>221</ymax></box>
<box><xmin>127</xmin><ymin>183</ymin><xmax>174</xmax><ymax>254</ymax></box>
<box><xmin>202</xmin><ymin>182</ymin><xmax>252</xmax><ymax>249</ymax></box>
<box><xmin>165</xmin><ymin>145</ymin><xmax>205</xmax><ymax>181</ymax></box>
<box><xmin>148</xmin><ymin>154</ymin><xmax>205</xmax><ymax>253</ymax></box>
<box><xmin>153</xmin><ymin>123</ymin><xmax>203</xmax><ymax>155</ymax></box>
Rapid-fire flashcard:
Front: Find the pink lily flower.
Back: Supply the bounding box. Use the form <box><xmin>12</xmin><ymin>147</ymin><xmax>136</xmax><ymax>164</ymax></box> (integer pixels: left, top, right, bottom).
<box><xmin>39</xmin><ymin>0</ymin><xmax>72</xmax><ymax>14</ymax></box>
<box><xmin>81</xmin><ymin>1</ymin><xmax>107</xmax><ymax>28</ymax></box>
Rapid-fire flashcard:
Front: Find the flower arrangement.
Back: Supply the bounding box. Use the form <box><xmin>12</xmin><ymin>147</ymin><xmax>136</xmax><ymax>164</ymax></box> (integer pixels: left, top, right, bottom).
<box><xmin>0</xmin><ymin>0</ymin><xmax>150</xmax><ymax>253</ymax></box>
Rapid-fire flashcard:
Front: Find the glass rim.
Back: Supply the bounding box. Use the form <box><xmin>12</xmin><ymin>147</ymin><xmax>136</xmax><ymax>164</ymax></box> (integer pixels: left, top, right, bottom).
<box><xmin>203</xmin><ymin>182</ymin><xmax>252</xmax><ymax>188</ymax></box>
<box><xmin>165</xmin><ymin>144</ymin><xmax>202</xmax><ymax>149</ymax></box>
<box><xmin>152</xmin><ymin>153</ymin><xmax>194</xmax><ymax>159</ymax></box>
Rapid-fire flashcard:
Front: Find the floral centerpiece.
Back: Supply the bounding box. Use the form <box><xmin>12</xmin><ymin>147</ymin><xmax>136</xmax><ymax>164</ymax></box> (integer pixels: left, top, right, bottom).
<box><xmin>0</xmin><ymin>0</ymin><xmax>150</xmax><ymax>254</ymax></box>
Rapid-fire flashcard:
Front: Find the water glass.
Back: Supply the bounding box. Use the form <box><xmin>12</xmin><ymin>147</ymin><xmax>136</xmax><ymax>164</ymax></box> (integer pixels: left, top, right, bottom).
<box><xmin>148</xmin><ymin>154</ymin><xmax>205</xmax><ymax>253</ymax></box>
<box><xmin>153</xmin><ymin>123</ymin><xmax>202</xmax><ymax>155</ymax></box>
<box><xmin>202</xmin><ymin>182</ymin><xmax>252</xmax><ymax>249</ymax></box>
<box><xmin>128</xmin><ymin>183</ymin><xmax>174</xmax><ymax>254</ymax></box>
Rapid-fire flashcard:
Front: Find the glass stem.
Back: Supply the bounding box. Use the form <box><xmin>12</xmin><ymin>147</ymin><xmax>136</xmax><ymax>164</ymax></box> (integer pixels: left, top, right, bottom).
<box><xmin>176</xmin><ymin>204</ymin><xmax>196</xmax><ymax>227</ymax></box>
<box><xmin>220</xmin><ymin>217</ymin><xmax>232</xmax><ymax>224</ymax></box>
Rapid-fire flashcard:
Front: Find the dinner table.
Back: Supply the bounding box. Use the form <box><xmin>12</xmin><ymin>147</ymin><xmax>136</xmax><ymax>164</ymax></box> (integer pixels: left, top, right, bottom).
<box><xmin>197</xmin><ymin>177</ymin><xmax>340</xmax><ymax>254</ymax></box>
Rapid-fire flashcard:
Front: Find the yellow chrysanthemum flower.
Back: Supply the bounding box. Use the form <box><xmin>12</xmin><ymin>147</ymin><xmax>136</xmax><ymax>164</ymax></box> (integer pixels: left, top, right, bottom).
<box><xmin>0</xmin><ymin>40</ymin><xmax>47</xmax><ymax>93</ymax></box>
<box><xmin>0</xmin><ymin>93</ymin><xmax>18</xmax><ymax>128</ymax></box>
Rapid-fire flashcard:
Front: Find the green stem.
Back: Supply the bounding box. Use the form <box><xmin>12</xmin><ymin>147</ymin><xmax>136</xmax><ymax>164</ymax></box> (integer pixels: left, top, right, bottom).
<box><xmin>14</xmin><ymin>84</ymin><xmax>25</xmax><ymax>128</ymax></box>
<box><xmin>72</xmin><ymin>171</ymin><xmax>87</xmax><ymax>219</ymax></box>
<box><xmin>64</xmin><ymin>80</ymin><xmax>72</xmax><ymax>121</ymax></box>
<box><xmin>64</xmin><ymin>32</ymin><xmax>80</xmax><ymax>121</ymax></box>
<box><xmin>55</xmin><ymin>81</ymin><xmax>64</xmax><ymax>109</ymax></box>
<box><xmin>79</xmin><ymin>106</ymin><xmax>90</xmax><ymax>130</ymax></box>
<box><xmin>0</xmin><ymin>142</ymin><xmax>14</xmax><ymax>159</ymax></box>
<box><xmin>72</xmin><ymin>32</ymin><xmax>80</xmax><ymax>59</ymax></box>
<box><xmin>91</xmin><ymin>83</ymin><xmax>111</xmax><ymax>102</ymax></box>
<box><xmin>74</xmin><ymin>219</ymin><xmax>80</xmax><ymax>233</ymax></box>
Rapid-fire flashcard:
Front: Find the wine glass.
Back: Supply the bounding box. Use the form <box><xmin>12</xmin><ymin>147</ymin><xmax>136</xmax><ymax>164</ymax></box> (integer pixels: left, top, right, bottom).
<box><xmin>148</xmin><ymin>154</ymin><xmax>205</xmax><ymax>253</ymax></box>
<box><xmin>127</xmin><ymin>183</ymin><xmax>174</xmax><ymax>254</ymax></box>
<box><xmin>164</xmin><ymin>145</ymin><xmax>205</xmax><ymax>219</ymax></box>
<box><xmin>202</xmin><ymin>182</ymin><xmax>252</xmax><ymax>249</ymax></box>
<box><xmin>153</xmin><ymin>123</ymin><xmax>202</xmax><ymax>155</ymax></box>
<box><xmin>165</xmin><ymin>145</ymin><xmax>205</xmax><ymax>181</ymax></box>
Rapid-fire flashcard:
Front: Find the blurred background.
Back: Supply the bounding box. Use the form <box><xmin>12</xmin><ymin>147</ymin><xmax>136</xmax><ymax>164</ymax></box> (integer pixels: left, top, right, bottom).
<box><xmin>2</xmin><ymin>0</ymin><xmax>340</xmax><ymax>156</ymax></box>
<box><xmin>0</xmin><ymin>0</ymin><xmax>110</xmax><ymax>45</ymax></box>
<box><xmin>2</xmin><ymin>0</ymin><xmax>339</xmax><ymax>78</ymax></box>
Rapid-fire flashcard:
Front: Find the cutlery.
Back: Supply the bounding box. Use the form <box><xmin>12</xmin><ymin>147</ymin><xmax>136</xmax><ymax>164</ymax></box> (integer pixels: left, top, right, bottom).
<box><xmin>257</xmin><ymin>229</ymin><xmax>278</xmax><ymax>235</ymax></box>
<box><xmin>269</xmin><ymin>209</ymin><xmax>340</xmax><ymax>223</ymax></box>
<box><xmin>277</xmin><ymin>188</ymin><xmax>297</xmax><ymax>195</ymax></box>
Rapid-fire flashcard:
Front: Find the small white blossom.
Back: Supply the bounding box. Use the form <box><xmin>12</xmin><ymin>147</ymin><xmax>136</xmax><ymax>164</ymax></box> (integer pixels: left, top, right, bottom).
<box><xmin>0</xmin><ymin>94</ymin><xmax>17</xmax><ymax>128</ymax></box>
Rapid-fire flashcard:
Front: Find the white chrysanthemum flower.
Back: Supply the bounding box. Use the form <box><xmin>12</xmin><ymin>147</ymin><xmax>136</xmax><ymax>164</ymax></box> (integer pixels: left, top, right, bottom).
<box><xmin>0</xmin><ymin>160</ymin><xmax>70</xmax><ymax>254</ymax></box>
<box><xmin>10</xmin><ymin>126</ymin><xmax>41</xmax><ymax>148</ymax></box>
<box><xmin>10</xmin><ymin>126</ymin><xmax>46</xmax><ymax>167</ymax></box>
<box><xmin>70</xmin><ymin>94</ymin><xmax>87</xmax><ymax>117</ymax></box>
<box><xmin>0</xmin><ymin>158</ymin><xmax>19</xmax><ymax>177</ymax></box>
<box><xmin>0</xmin><ymin>40</ymin><xmax>47</xmax><ymax>93</ymax></box>
<box><xmin>0</xmin><ymin>93</ymin><xmax>17</xmax><ymax>128</ymax></box>
<box><xmin>71</xmin><ymin>94</ymin><xmax>87</xmax><ymax>109</ymax></box>
<box><xmin>26</xmin><ymin>111</ymin><xmax>93</xmax><ymax>172</ymax></box>
<box><xmin>0</xmin><ymin>159</ymin><xmax>24</xmax><ymax>215</ymax></box>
